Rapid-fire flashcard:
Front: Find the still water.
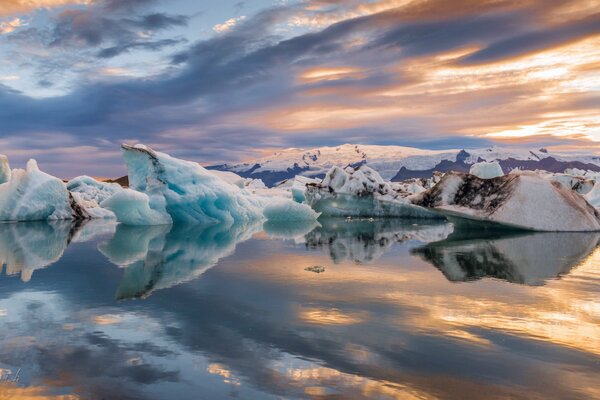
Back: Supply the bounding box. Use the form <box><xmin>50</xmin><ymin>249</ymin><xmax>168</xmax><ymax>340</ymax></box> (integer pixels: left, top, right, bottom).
<box><xmin>0</xmin><ymin>218</ymin><xmax>599</xmax><ymax>399</ymax></box>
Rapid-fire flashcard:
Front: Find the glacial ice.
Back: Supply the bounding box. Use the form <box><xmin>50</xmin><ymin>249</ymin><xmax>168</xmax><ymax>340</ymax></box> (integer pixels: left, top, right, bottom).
<box><xmin>413</xmin><ymin>171</ymin><xmax>600</xmax><ymax>231</ymax></box>
<box><xmin>262</xmin><ymin>199</ymin><xmax>320</xmax><ymax>222</ymax></box>
<box><xmin>304</xmin><ymin>165</ymin><xmax>441</xmax><ymax>218</ymax></box>
<box><xmin>469</xmin><ymin>161</ymin><xmax>503</xmax><ymax>179</ymax></box>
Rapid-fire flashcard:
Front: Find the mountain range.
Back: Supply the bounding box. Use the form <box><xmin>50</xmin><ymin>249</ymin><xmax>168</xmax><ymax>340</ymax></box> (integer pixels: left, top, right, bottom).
<box><xmin>207</xmin><ymin>144</ymin><xmax>600</xmax><ymax>187</ymax></box>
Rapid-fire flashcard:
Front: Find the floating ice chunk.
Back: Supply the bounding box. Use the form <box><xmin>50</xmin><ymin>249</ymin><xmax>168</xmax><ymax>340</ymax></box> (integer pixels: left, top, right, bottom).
<box><xmin>305</xmin><ymin>165</ymin><xmax>440</xmax><ymax>218</ymax></box>
<box><xmin>101</xmin><ymin>189</ymin><xmax>172</xmax><ymax>226</ymax></box>
<box><xmin>67</xmin><ymin>175</ymin><xmax>123</xmax><ymax>204</ymax></box>
<box><xmin>0</xmin><ymin>159</ymin><xmax>81</xmax><ymax>221</ymax></box>
<box><xmin>121</xmin><ymin>144</ymin><xmax>264</xmax><ymax>225</ymax></box>
<box><xmin>245</xmin><ymin>178</ymin><xmax>267</xmax><ymax>189</ymax></box>
<box><xmin>413</xmin><ymin>171</ymin><xmax>600</xmax><ymax>231</ymax></box>
<box><xmin>111</xmin><ymin>144</ymin><xmax>318</xmax><ymax>226</ymax></box>
<box><xmin>0</xmin><ymin>155</ymin><xmax>10</xmax><ymax>184</ymax></box>
<box><xmin>469</xmin><ymin>161</ymin><xmax>503</xmax><ymax>179</ymax></box>
<box><xmin>262</xmin><ymin>199</ymin><xmax>320</xmax><ymax>221</ymax></box>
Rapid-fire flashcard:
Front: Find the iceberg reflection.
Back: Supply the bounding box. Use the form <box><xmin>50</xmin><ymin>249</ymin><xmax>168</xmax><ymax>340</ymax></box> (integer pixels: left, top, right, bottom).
<box><xmin>412</xmin><ymin>229</ymin><xmax>600</xmax><ymax>285</ymax></box>
<box><xmin>304</xmin><ymin>218</ymin><xmax>454</xmax><ymax>263</ymax></box>
<box><xmin>100</xmin><ymin>222</ymin><xmax>261</xmax><ymax>299</ymax></box>
<box><xmin>0</xmin><ymin>220</ymin><xmax>115</xmax><ymax>282</ymax></box>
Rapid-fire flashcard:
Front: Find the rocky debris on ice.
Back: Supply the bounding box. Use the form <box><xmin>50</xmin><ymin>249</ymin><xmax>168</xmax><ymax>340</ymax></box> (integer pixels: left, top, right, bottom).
<box><xmin>413</xmin><ymin>171</ymin><xmax>600</xmax><ymax>231</ymax></box>
<box><xmin>469</xmin><ymin>161</ymin><xmax>503</xmax><ymax>179</ymax></box>
<box><xmin>304</xmin><ymin>165</ymin><xmax>440</xmax><ymax>218</ymax></box>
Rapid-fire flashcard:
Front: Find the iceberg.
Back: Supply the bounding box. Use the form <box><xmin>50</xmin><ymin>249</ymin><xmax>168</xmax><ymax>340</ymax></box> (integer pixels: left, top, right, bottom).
<box><xmin>469</xmin><ymin>161</ymin><xmax>503</xmax><ymax>179</ymax></box>
<box><xmin>413</xmin><ymin>171</ymin><xmax>600</xmax><ymax>231</ymax></box>
<box><xmin>304</xmin><ymin>165</ymin><xmax>440</xmax><ymax>218</ymax></box>
<box><xmin>102</xmin><ymin>144</ymin><xmax>318</xmax><ymax>226</ymax></box>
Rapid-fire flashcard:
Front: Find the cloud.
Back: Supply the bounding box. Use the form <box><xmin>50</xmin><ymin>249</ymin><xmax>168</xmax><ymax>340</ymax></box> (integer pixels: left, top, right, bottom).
<box><xmin>0</xmin><ymin>0</ymin><xmax>91</xmax><ymax>17</ymax></box>
<box><xmin>213</xmin><ymin>16</ymin><xmax>246</xmax><ymax>33</ymax></box>
<box><xmin>0</xmin><ymin>17</ymin><xmax>25</xmax><ymax>34</ymax></box>
<box><xmin>1</xmin><ymin>0</ymin><xmax>600</xmax><ymax>176</ymax></box>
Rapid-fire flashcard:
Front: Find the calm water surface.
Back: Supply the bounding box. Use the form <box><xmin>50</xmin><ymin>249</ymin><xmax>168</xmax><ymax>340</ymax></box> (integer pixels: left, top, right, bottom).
<box><xmin>0</xmin><ymin>218</ymin><xmax>599</xmax><ymax>399</ymax></box>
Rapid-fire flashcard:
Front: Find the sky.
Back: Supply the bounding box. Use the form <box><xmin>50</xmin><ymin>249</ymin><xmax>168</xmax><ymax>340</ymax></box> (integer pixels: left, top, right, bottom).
<box><xmin>0</xmin><ymin>0</ymin><xmax>599</xmax><ymax>177</ymax></box>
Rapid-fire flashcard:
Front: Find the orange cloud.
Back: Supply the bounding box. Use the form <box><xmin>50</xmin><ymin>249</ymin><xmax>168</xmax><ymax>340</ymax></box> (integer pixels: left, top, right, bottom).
<box><xmin>0</xmin><ymin>0</ymin><xmax>92</xmax><ymax>17</ymax></box>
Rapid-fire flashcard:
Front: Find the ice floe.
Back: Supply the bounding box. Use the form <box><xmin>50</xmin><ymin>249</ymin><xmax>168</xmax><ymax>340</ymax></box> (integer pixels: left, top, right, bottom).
<box><xmin>304</xmin><ymin>165</ymin><xmax>440</xmax><ymax>218</ymax></box>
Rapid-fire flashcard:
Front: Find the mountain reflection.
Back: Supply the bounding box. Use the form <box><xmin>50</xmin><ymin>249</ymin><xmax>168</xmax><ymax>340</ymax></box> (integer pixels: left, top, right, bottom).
<box><xmin>304</xmin><ymin>217</ymin><xmax>453</xmax><ymax>263</ymax></box>
<box><xmin>413</xmin><ymin>229</ymin><xmax>600</xmax><ymax>285</ymax></box>
<box><xmin>99</xmin><ymin>222</ymin><xmax>261</xmax><ymax>299</ymax></box>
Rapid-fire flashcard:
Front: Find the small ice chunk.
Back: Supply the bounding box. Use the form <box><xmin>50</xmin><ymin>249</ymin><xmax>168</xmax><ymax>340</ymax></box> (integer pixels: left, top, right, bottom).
<box><xmin>469</xmin><ymin>161</ymin><xmax>504</xmax><ymax>179</ymax></box>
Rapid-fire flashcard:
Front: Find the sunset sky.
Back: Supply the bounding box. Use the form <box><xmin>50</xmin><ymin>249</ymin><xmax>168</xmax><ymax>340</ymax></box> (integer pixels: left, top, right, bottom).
<box><xmin>0</xmin><ymin>0</ymin><xmax>599</xmax><ymax>177</ymax></box>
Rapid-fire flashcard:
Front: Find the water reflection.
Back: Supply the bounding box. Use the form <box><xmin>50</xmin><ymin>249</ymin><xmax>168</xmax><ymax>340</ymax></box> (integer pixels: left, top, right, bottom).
<box><xmin>100</xmin><ymin>222</ymin><xmax>262</xmax><ymax>299</ymax></box>
<box><xmin>304</xmin><ymin>218</ymin><xmax>453</xmax><ymax>263</ymax></box>
<box><xmin>413</xmin><ymin>229</ymin><xmax>600</xmax><ymax>285</ymax></box>
<box><xmin>0</xmin><ymin>220</ymin><xmax>599</xmax><ymax>399</ymax></box>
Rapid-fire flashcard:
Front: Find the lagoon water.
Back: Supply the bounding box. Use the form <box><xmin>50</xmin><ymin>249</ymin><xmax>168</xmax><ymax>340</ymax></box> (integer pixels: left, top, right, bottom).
<box><xmin>0</xmin><ymin>218</ymin><xmax>599</xmax><ymax>399</ymax></box>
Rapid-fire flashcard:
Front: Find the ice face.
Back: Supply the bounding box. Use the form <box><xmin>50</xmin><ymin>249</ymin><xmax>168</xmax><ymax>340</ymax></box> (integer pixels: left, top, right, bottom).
<box><xmin>0</xmin><ymin>159</ymin><xmax>77</xmax><ymax>221</ymax></box>
<box><xmin>100</xmin><ymin>188</ymin><xmax>173</xmax><ymax>226</ymax></box>
<box><xmin>469</xmin><ymin>161</ymin><xmax>504</xmax><ymax>179</ymax></box>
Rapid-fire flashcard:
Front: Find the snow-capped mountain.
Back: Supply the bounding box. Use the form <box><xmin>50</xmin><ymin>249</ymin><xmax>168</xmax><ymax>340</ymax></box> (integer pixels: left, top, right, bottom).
<box><xmin>207</xmin><ymin>144</ymin><xmax>600</xmax><ymax>186</ymax></box>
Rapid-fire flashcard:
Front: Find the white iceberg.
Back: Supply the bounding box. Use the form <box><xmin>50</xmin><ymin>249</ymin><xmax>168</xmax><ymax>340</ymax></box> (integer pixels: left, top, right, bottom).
<box><xmin>0</xmin><ymin>159</ymin><xmax>82</xmax><ymax>221</ymax></box>
<box><xmin>304</xmin><ymin>165</ymin><xmax>440</xmax><ymax>218</ymax></box>
<box><xmin>0</xmin><ymin>155</ymin><xmax>10</xmax><ymax>184</ymax></box>
<box><xmin>413</xmin><ymin>171</ymin><xmax>600</xmax><ymax>231</ymax></box>
<box><xmin>469</xmin><ymin>161</ymin><xmax>503</xmax><ymax>179</ymax></box>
